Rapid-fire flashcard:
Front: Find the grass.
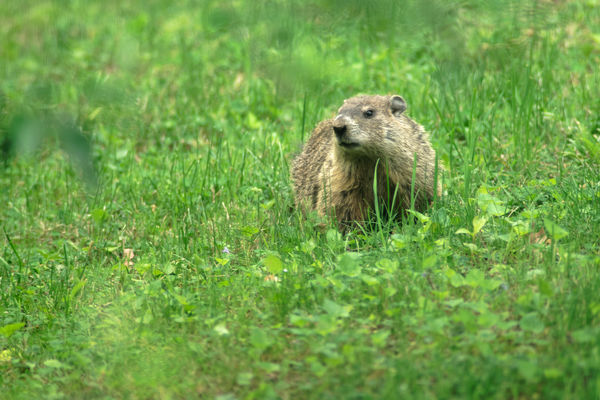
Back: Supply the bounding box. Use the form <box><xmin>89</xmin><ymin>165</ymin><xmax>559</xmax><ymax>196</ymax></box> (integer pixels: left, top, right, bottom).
<box><xmin>1</xmin><ymin>0</ymin><xmax>600</xmax><ymax>398</ymax></box>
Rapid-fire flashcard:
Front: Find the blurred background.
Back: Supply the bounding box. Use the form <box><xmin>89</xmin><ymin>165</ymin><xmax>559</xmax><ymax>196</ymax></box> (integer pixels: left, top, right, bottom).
<box><xmin>2</xmin><ymin>0</ymin><xmax>598</xmax><ymax>180</ymax></box>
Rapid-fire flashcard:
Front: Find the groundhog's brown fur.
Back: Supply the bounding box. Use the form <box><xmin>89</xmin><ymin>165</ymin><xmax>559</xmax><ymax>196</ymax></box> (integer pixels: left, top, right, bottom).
<box><xmin>292</xmin><ymin>94</ymin><xmax>441</xmax><ymax>230</ymax></box>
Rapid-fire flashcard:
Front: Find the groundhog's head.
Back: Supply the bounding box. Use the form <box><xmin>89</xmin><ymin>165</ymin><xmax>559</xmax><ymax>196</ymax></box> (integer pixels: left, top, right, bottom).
<box><xmin>332</xmin><ymin>94</ymin><xmax>408</xmax><ymax>158</ymax></box>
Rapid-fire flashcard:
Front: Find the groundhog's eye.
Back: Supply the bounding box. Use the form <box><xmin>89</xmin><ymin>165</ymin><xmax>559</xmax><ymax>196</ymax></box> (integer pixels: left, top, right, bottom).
<box><xmin>363</xmin><ymin>109</ymin><xmax>374</xmax><ymax>118</ymax></box>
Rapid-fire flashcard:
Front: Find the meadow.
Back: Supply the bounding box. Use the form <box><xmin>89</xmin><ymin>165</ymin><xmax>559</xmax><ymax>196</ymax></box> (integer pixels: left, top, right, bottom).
<box><xmin>1</xmin><ymin>1</ymin><xmax>600</xmax><ymax>398</ymax></box>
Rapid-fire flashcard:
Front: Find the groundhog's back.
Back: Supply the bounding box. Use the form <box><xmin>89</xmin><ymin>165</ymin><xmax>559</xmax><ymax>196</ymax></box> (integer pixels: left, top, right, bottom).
<box><xmin>291</xmin><ymin>119</ymin><xmax>333</xmax><ymax>208</ymax></box>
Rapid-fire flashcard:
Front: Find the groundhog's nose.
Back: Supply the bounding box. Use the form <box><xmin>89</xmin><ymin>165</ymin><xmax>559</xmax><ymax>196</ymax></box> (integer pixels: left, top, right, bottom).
<box><xmin>333</xmin><ymin>121</ymin><xmax>347</xmax><ymax>140</ymax></box>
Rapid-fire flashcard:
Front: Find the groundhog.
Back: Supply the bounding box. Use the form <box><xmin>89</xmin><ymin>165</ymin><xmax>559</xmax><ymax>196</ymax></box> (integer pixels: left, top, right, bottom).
<box><xmin>292</xmin><ymin>94</ymin><xmax>441</xmax><ymax>230</ymax></box>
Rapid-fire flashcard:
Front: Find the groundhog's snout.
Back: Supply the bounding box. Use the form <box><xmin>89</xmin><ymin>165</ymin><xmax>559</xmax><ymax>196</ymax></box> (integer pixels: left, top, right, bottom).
<box><xmin>333</xmin><ymin>116</ymin><xmax>348</xmax><ymax>140</ymax></box>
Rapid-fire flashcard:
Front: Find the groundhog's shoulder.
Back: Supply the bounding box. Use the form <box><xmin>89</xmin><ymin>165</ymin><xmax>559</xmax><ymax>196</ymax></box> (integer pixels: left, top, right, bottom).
<box><xmin>304</xmin><ymin>119</ymin><xmax>333</xmax><ymax>151</ymax></box>
<box><xmin>291</xmin><ymin>119</ymin><xmax>335</xmax><ymax>196</ymax></box>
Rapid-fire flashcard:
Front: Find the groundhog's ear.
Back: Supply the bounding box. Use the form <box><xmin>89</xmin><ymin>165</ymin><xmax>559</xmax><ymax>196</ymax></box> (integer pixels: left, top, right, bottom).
<box><xmin>390</xmin><ymin>95</ymin><xmax>407</xmax><ymax>116</ymax></box>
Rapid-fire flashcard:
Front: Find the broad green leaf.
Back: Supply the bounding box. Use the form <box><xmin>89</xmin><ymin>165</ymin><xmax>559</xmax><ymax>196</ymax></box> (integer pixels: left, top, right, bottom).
<box><xmin>463</xmin><ymin>243</ymin><xmax>479</xmax><ymax>252</ymax></box>
<box><xmin>0</xmin><ymin>322</ymin><xmax>25</xmax><ymax>338</ymax></box>
<box><xmin>484</xmin><ymin>201</ymin><xmax>507</xmax><ymax>217</ymax></box>
<box><xmin>260</xmin><ymin>199</ymin><xmax>275</xmax><ymax>210</ymax></box>
<box><xmin>424</xmin><ymin>317</ymin><xmax>449</xmax><ymax>334</ymax></box>
<box><xmin>496</xmin><ymin>233</ymin><xmax>512</xmax><ymax>242</ymax></box>
<box><xmin>257</xmin><ymin>362</ymin><xmax>281</xmax><ymax>374</ymax></box>
<box><xmin>446</xmin><ymin>269</ymin><xmax>465</xmax><ymax>287</ymax></box>
<box><xmin>236</xmin><ymin>372</ymin><xmax>253</xmax><ymax>386</ymax></box>
<box><xmin>449</xmin><ymin>272</ymin><xmax>466</xmax><ymax>287</ymax></box>
<box><xmin>371</xmin><ymin>330</ymin><xmax>390</xmax><ymax>347</ymax></box>
<box><xmin>477</xmin><ymin>311</ymin><xmax>500</xmax><ymax>328</ymax></box>
<box><xmin>543</xmin><ymin>218</ymin><xmax>568</xmax><ymax>241</ymax></box>
<box><xmin>214</xmin><ymin>323</ymin><xmax>230</xmax><ymax>336</ymax></box>
<box><xmin>240</xmin><ymin>225</ymin><xmax>259</xmax><ymax>238</ymax></box>
<box><xmin>452</xmin><ymin>308</ymin><xmax>476</xmax><ymax>326</ymax></box>
<box><xmin>521</xmin><ymin>209</ymin><xmax>539</xmax><ymax>219</ymax></box>
<box><xmin>444</xmin><ymin>298</ymin><xmax>464</xmax><ymax>308</ymax></box>
<box><xmin>455</xmin><ymin>228</ymin><xmax>472</xmax><ymax>236</ymax></box>
<box><xmin>309</xmin><ymin>358</ymin><xmax>327</xmax><ymax>377</ymax></box>
<box><xmin>215</xmin><ymin>257</ymin><xmax>230</xmax><ymax>266</ymax></box>
<box><xmin>481</xmin><ymin>278</ymin><xmax>503</xmax><ymax>291</ymax></box>
<box><xmin>246</xmin><ymin>111</ymin><xmax>261</xmax><ymax>129</ymax></box>
<box><xmin>326</xmin><ymin>229</ymin><xmax>342</xmax><ymax>244</ymax></box>
<box><xmin>91</xmin><ymin>208</ymin><xmax>107</xmax><ymax>224</ymax></box>
<box><xmin>0</xmin><ymin>349</ymin><xmax>13</xmax><ymax>363</ymax></box>
<box><xmin>315</xmin><ymin>315</ymin><xmax>339</xmax><ymax>335</ymax></box>
<box><xmin>544</xmin><ymin>368</ymin><xmax>563</xmax><ymax>379</ymax></box>
<box><xmin>322</xmin><ymin>299</ymin><xmax>351</xmax><ymax>318</ymax></box>
<box><xmin>520</xmin><ymin>312</ymin><xmax>545</xmax><ymax>333</ymax></box>
<box><xmin>517</xmin><ymin>360</ymin><xmax>539</xmax><ymax>382</ymax></box>
<box><xmin>526</xmin><ymin>269</ymin><xmax>545</xmax><ymax>280</ymax></box>
<box><xmin>477</xmin><ymin>329</ymin><xmax>497</xmax><ymax>342</ymax></box>
<box><xmin>250</xmin><ymin>327</ymin><xmax>273</xmax><ymax>350</ymax></box>
<box><xmin>289</xmin><ymin>314</ymin><xmax>311</xmax><ymax>328</ymax></box>
<box><xmin>472</xmin><ymin>216</ymin><xmax>488</xmax><ymax>236</ymax></box>
<box><xmin>390</xmin><ymin>234</ymin><xmax>408</xmax><ymax>249</ymax></box>
<box><xmin>337</xmin><ymin>253</ymin><xmax>360</xmax><ymax>277</ymax></box>
<box><xmin>135</xmin><ymin>263</ymin><xmax>151</xmax><ymax>275</ymax></box>
<box><xmin>263</xmin><ymin>254</ymin><xmax>283</xmax><ymax>274</ymax></box>
<box><xmin>406</xmin><ymin>209</ymin><xmax>429</xmax><ymax>223</ymax></box>
<box><xmin>360</xmin><ymin>274</ymin><xmax>379</xmax><ymax>286</ymax></box>
<box><xmin>44</xmin><ymin>359</ymin><xmax>70</xmax><ymax>369</ymax></box>
<box><xmin>571</xmin><ymin>328</ymin><xmax>596</xmax><ymax>343</ymax></box>
<box><xmin>537</xmin><ymin>279</ymin><xmax>554</xmax><ymax>297</ymax></box>
<box><xmin>301</xmin><ymin>239</ymin><xmax>316</xmax><ymax>254</ymax></box>
<box><xmin>376</xmin><ymin>258</ymin><xmax>398</xmax><ymax>273</ymax></box>
<box><xmin>422</xmin><ymin>254</ymin><xmax>437</xmax><ymax>269</ymax></box>
<box><xmin>477</xmin><ymin>191</ymin><xmax>507</xmax><ymax>216</ymax></box>
<box><xmin>465</xmin><ymin>269</ymin><xmax>484</xmax><ymax>288</ymax></box>
<box><xmin>510</xmin><ymin>219</ymin><xmax>530</xmax><ymax>236</ymax></box>
<box><xmin>174</xmin><ymin>294</ymin><xmax>189</xmax><ymax>306</ymax></box>
<box><xmin>141</xmin><ymin>309</ymin><xmax>153</xmax><ymax>324</ymax></box>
